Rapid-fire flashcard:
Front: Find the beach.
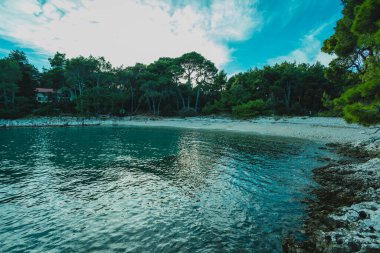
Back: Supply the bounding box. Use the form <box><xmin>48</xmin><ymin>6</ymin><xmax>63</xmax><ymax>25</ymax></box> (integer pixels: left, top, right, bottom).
<box><xmin>1</xmin><ymin>116</ymin><xmax>379</xmax><ymax>148</ymax></box>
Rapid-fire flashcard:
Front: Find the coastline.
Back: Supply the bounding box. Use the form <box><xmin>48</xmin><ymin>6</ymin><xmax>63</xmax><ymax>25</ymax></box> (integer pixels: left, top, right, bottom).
<box><xmin>1</xmin><ymin>116</ymin><xmax>380</xmax><ymax>252</ymax></box>
<box><xmin>283</xmin><ymin>146</ymin><xmax>380</xmax><ymax>253</ymax></box>
<box><xmin>1</xmin><ymin>116</ymin><xmax>378</xmax><ymax>146</ymax></box>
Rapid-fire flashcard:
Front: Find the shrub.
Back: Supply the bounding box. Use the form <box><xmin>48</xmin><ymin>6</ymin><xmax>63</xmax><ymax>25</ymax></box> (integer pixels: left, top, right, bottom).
<box><xmin>178</xmin><ymin>107</ymin><xmax>198</xmax><ymax>117</ymax></box>
<box><xmin>32</xmin><ymin>105</ymin><xmax>59</xmax><ymax>116</ymax></box>
<box><xmin>202</xmin><ymin>100</ymin><xmax>223</xmax><ymax>115</ymax></box>
<box><xmin>232</xmin><ymin>99</ymin><xmax>271</xmax><ymax>118</ymax></box>
<box><xmin>0</xmin><ymin>109</ymin><xmax>24</xmax><ymax>119</ymax></box>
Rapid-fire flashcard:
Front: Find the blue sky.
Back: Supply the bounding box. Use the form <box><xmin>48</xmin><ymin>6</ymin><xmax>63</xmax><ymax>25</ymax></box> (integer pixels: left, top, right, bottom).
<box><xmin>0</xmin><ymin>0</ymin><xmax>342</xmax><ymax>74</ymax></box>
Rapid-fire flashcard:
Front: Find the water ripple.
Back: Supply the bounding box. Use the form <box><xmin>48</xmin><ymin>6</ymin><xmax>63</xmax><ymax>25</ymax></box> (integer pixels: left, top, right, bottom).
<box><xmin>0</xmin><ymin>126</ymin><xmax>336</xmax><ymax>252</ymax></box>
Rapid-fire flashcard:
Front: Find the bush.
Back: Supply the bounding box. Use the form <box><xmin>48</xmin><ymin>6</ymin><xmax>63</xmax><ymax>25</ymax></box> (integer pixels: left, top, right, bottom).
<box><xmin>178</xmin><ymin>107</ymin><xmax>198</xmax><ymax>117</ymax></box>
<box><xmin>202</xmin><ymin>100</ymin><xmax>222</xmax><ymax>115</ymax></box>
<box><xmin>32</xmin><ymin>105</ymin><xmax>59</xmax><ymax>116</ymax></box>
<box><xmin>232</xmin><ymin>99</ymin><xmax>271</xmax><ymax>118</ymax></box>
<box><xmin>342</xmin><ymin>102</ymin><xmax>380</xmax><ymax>126</ymax></box>
<box><xmin>0</xmin><ymin>109</ymin><xmax>24</xmax><ymax>119</ymax></box>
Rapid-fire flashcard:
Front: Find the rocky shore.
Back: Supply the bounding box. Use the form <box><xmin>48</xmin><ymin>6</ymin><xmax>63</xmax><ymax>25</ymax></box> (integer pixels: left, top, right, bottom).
<box><xmin>283</xmin><ymin>139</ymin><xmax>380</xmax><ymax>253</ymax></box>
<box><xmin>0</xmin><ymin>116</ymin><xmax>105</xmax><ymax>127</ymax></box>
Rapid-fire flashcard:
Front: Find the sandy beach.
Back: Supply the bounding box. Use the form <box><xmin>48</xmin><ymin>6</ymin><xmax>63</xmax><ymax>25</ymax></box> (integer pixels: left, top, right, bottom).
<box><xmin>1</xmin><ymin>116</ymin><xmax>379</xmax><ymax>148</ymax></box>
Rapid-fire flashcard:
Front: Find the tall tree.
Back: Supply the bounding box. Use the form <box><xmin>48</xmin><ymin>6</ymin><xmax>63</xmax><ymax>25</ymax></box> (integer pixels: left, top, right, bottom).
<box><xmin>177</xmin><ymin>52</ymin><xmax>217</xmax><ymax>111</ymax></box>
<box><xmin>0</xmin><ymin>59</ymin><xmax>22</xmax><ymax>112</ymax></box>
<box><xmin>8</xmin><ymin>50</ymin><xmax>39</xmax><ymax>99</ymax></box>
<box><xmin>65</xmin><ymin>56</ymin><xmax>98</xmax><ymax>97</ymax></box>
<box><xmin>41</xmin><ymin>52</ymin><xmax>67</xmax><ymax>89</ymax></box>
<box><xmin>323</xmin><ymin>0</ymin><xmax>380</xmax><ymax>125</ymax></box>
<box><xmin>140</xmin><ymin>58</ymin><xmax>175</xmax><ymax>116</ymax></box>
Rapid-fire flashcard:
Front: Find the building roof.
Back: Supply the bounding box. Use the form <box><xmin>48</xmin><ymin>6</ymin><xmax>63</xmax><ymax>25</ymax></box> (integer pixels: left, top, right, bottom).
<box><xmin>35</xmin><ymin>88</ymin><xmax>55</xmax><ymax>93</ymax></box>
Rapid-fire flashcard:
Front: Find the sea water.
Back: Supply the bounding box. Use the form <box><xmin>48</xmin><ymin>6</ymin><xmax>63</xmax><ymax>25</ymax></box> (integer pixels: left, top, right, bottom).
<box><xmin>0</xmin><ymin>126</ymin><xmax>334</xmax><ymax>252</ymax></box>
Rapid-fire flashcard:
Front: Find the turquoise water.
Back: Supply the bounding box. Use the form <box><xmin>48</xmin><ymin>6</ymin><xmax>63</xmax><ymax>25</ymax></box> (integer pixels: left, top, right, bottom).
<box><xmin>0</xmin><ymin>126</ymin><xmax>331</xmax><ymax>252</ymax></box>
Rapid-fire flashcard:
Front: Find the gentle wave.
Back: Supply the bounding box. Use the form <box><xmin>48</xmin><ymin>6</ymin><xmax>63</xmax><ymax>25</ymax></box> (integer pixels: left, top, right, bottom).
<box><xmin>0</xmin><ymin>126</ymin><xmax>334</xmax><ymax>252</ymax></box>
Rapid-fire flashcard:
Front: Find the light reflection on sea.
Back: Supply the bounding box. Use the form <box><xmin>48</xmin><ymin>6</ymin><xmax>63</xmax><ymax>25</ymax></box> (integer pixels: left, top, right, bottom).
<box><xmin>0</xmin><ymin>126</ymin><xmax>334</xmax><ymax>252</ymax></box>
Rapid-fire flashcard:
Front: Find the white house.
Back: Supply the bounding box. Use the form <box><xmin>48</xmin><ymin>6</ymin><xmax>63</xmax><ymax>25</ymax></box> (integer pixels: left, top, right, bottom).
<box><xmin>35</xmin><ymin>88</ymin><xmax>55</xmax><ymax>103</ymax></box>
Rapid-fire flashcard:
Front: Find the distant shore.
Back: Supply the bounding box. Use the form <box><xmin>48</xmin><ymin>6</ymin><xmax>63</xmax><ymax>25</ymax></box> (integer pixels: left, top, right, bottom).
<box><xmin>1</xmin><ymin>116</ymin><xmax>379</xmax><ymax>147</ymax></box>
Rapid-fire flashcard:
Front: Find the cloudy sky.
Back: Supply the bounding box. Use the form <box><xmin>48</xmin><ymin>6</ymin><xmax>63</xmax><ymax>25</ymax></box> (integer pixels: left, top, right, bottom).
<box><xmin>0</xmin><ymin>0</ymin><xmax>342</xmax><ymax>74</ymax></box>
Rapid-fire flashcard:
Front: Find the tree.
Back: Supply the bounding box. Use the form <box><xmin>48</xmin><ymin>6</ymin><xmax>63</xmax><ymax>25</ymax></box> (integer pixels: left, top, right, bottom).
<box><xmin>93</xmin><ymin>56</ymin><xmax>113</xmax><ymax>88</ymax></box>
<box><xmin>334</xmin><ymin>58</ymin><xmax>380</xmax><ymax>125</ymax></box>
<box><xmin>273</xmin><ymin>62</ymin><xmax>300</xmax><ymax>113</ymax></box>
<box><xmin>323</xmin><ymin>0</ymin><xmax>380</xmax><ymax>125</ymax></box>
<box><xmin>65</xmin><ymin>56</ymin><xmax>98</xmax><ymax>97</ymax></box>
<box><xmin>8</xmin><ymin>50</ymin><xmax>39</xmax><ymax>99</ymax></box>
<box><xmin>177</xmin><ymin>52</ymin><xmax>217</xmax><ymax>112</ymax></box>
<box><xmin>40</xmin><ymin>52</ymin><xmax>67</xmax><ymax>90</ymax></box>
<box><xmin>140</xmin><ymin>58</ymin><xmax>176</xmax><ymax>116</ymax></box>
<box><xmin>0</xmin><ymin>59</ymin><xmax>22</xmax><ymax>112</ymax></box>
<box><xmin>115</xmin><ymin>63</ymin><xmax>146</xmax><ymax>113</ymax></box>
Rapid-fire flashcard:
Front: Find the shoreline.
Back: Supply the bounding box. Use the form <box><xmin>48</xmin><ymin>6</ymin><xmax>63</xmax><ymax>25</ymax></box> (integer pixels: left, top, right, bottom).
<box><xmin>2</xmin><ymin>116</ymin><xmax>380</xmax><ymax>252</ymax></box>
<box><xmin>283</xmin><ymin>144</ymin><xmax>380</xmax><ymax>253</ymax></box>
<box><xmin>1</xmin><ymin>116</ymin><xmax>379</xmax><ymax>147</ymax></box>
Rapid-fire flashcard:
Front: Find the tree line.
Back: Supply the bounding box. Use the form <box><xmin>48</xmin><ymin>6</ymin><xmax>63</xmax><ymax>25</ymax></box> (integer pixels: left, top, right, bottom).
<box><xmin>0</xmin><ymin>0</ymin><xmax>378</xmax><ymax>125</ymax></box>
<box><xmin>0</xmin><ymin>51</ymin><xmax>226</xmax><ymax>118</ymax></box>
<box><xmin>0</xmin><ymin>51</ymin><xmax>335</xmax><ymax>119</ymax></box>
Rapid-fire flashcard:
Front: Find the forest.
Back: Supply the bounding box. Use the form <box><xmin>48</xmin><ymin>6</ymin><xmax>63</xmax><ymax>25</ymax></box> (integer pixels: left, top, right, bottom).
<box><xmin>0</xmin><ymin>0</ymin><xmax>379</xmax><ymax>126</ymax></box>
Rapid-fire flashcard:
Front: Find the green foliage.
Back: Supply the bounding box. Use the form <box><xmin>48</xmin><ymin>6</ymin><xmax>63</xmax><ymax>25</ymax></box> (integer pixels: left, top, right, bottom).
<box><xmin>322</xmin><ymin>0</ymin><xmax>380</xmax><ymax>125</ymax></box>
<box><xmin>77</xmin><ymin>87</ymin><xmax>128</xmax><ymax>116</ymax></box>
<box><xmin>321</xmin><ymin>92</ymin><xmax>341</xmax><ymax>116</ymax></box>
<box><xmin>41</xmin><ymin>52</ymin><xmax>66</xmax><ymax>90</ymax></box>
<box><xmin>32</xmin><ymin>104</ymin><xmax>58</xmax><ymax>116</ymax></box>
<box><xmin>0</xmin><ymin>58</ymin><xmax>22</xmax><ymax>113</ymax></box>
<box><xmin>232</xmin><ymin>99</ymin><xmax>272</xmax><ymax>118</ymax></box>
<box><xmin>333</xmin><ymin>59</ymin><xmax>380</xmax><ymax>125</ymax></box>
<box><xmin>1</xmin><ymin>35</ymin><xmax>377</xmax><ymax>125</ymax></box>
<box><xmin>210</xmin><ymin>62</ymin><xmax>333</xmax><ymax>116</ymax></box>
<box><xmin>342</xmin><ymin>102</ymin><xmax>380</xmax><ymax>125</ymax></box>
<box><xmin>178</xmin><ymin>107</ymin><xmax>198</xmax><ymax>117</ymax></box>
<box><xmin>8</xmin><ymin>50</ymin><xmax>39</xmax><ymax>99</ymax></box>
<box><xmin>202</xmin><ymin>100</ymin><xmax>224</xmax><ymax>115</ymax></box>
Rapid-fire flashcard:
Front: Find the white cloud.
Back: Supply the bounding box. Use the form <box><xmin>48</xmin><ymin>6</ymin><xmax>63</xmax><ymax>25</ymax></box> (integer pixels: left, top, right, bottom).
<box><xmin>0</xmin><ymin>48</ymin><xmax>11</xmax><ymax>55</ymax></box>
<box><xmin>0</xmin><ymin>0</ymin><xmax>261</xmax><ymax>69</ymax></box>
<box><xmin>267</xmin><ymin>25</ymin><xmax>335</xmax><ymax>66</ymax></box>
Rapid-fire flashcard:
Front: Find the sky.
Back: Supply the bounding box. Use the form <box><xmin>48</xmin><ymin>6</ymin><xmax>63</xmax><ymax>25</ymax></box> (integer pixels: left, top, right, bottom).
<box><xmin>0</xmin><ymin>0</ymin><xmax>343</xmax><ymax>74</ymax></box>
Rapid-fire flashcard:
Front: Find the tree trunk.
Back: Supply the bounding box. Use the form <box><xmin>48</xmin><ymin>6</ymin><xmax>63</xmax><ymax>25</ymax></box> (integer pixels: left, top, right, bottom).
<box><xmin>175</xmin><ymin>95</ymin><xmax>179</xmax><ymax>111</ymax></box>
<box><xmin>151</xmin><ymin>97</ymin><xmax>156</xmax><ymax>115</ymax></box>
<box><xmin>133</xmin><ymin>100</ymin><xmax>141</xmax><ymax>114</ymax></box>
<box><xmin>195</xmin><ymin>86</ymin><xmax>201</xmax><ymax>112</ymax></box>
<box><xmin>129</xmin><ymin>84</ymin><xmax>134</xmax><ymax>113</ymax></box>
<box><xmin>3</xmin><ymin>89</ymin><xmax>8</xmax><ymax>112</ymax></box>
<box><xmin>111</xmin><ymin>97</ymin><xmax>115</xmax><ymax>114</ymax></box>
<box><xmin>285</xmin><ymin>81</ymin><xmax>292</xmax><ymax>112</ymax></box>
<box><xmin>11</xmin><ymin>92</ymin><xmax>15</xmax><ymax>108</ymax></box>
<box><xmin>79</xmin><ymin>80</ymin><xmax>85</xmax><ymax>96</ymax></box>
<box><xmin>157</xmin><ymin>97</ymin><xmax>162</xmax><ymax>116</ymax></box>
<box><xmin>96</xmin><ymin>90</ymin><xmax>99</xmax><ymax>115</ymax></box>
<box><xmin>147</xmin><ymin>98</ymin><xmax>151</xmax><ymax>113</ymax></box>
<box><xmin>178</xmin><ymin>93</ymin><xmax>186</xmax><ymax>109</ymax></box>
<box><xmin>80</xmin><ymin>100</ymin><xmax>84</xmax><ymax>115</ymax></box>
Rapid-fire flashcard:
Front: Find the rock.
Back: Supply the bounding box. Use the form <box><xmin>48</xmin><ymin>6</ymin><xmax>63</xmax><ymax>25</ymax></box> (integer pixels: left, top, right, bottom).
<box><xmin>285</xmin><ymin>141</ymin><xmax>380</xmax><ymax>253</ymax></box>
<box><xmin>365</xmin><ymin>246</ymin><xmax>380</xmax><ymax>253</ymax></box>
<box><xmin>336</xmin><ymin>237</ymin><xmax>344</xmax><ymax>245</ymax></box>
<box><xmin>359</xmin><ymin>211</ymin><xmax>368</xmax><ymax>220</ymax></box>
<box><xmin>348</xmin><ymin>241</ymin><xmax>362</xmax><ymax>251</ymax></box>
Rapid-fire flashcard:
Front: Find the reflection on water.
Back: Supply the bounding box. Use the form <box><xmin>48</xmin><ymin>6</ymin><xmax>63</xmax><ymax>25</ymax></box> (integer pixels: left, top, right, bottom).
<box><xmin>0</xmin><ymin>126</ymin><xmax>332</xmax><ymax>252</ymax></box>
